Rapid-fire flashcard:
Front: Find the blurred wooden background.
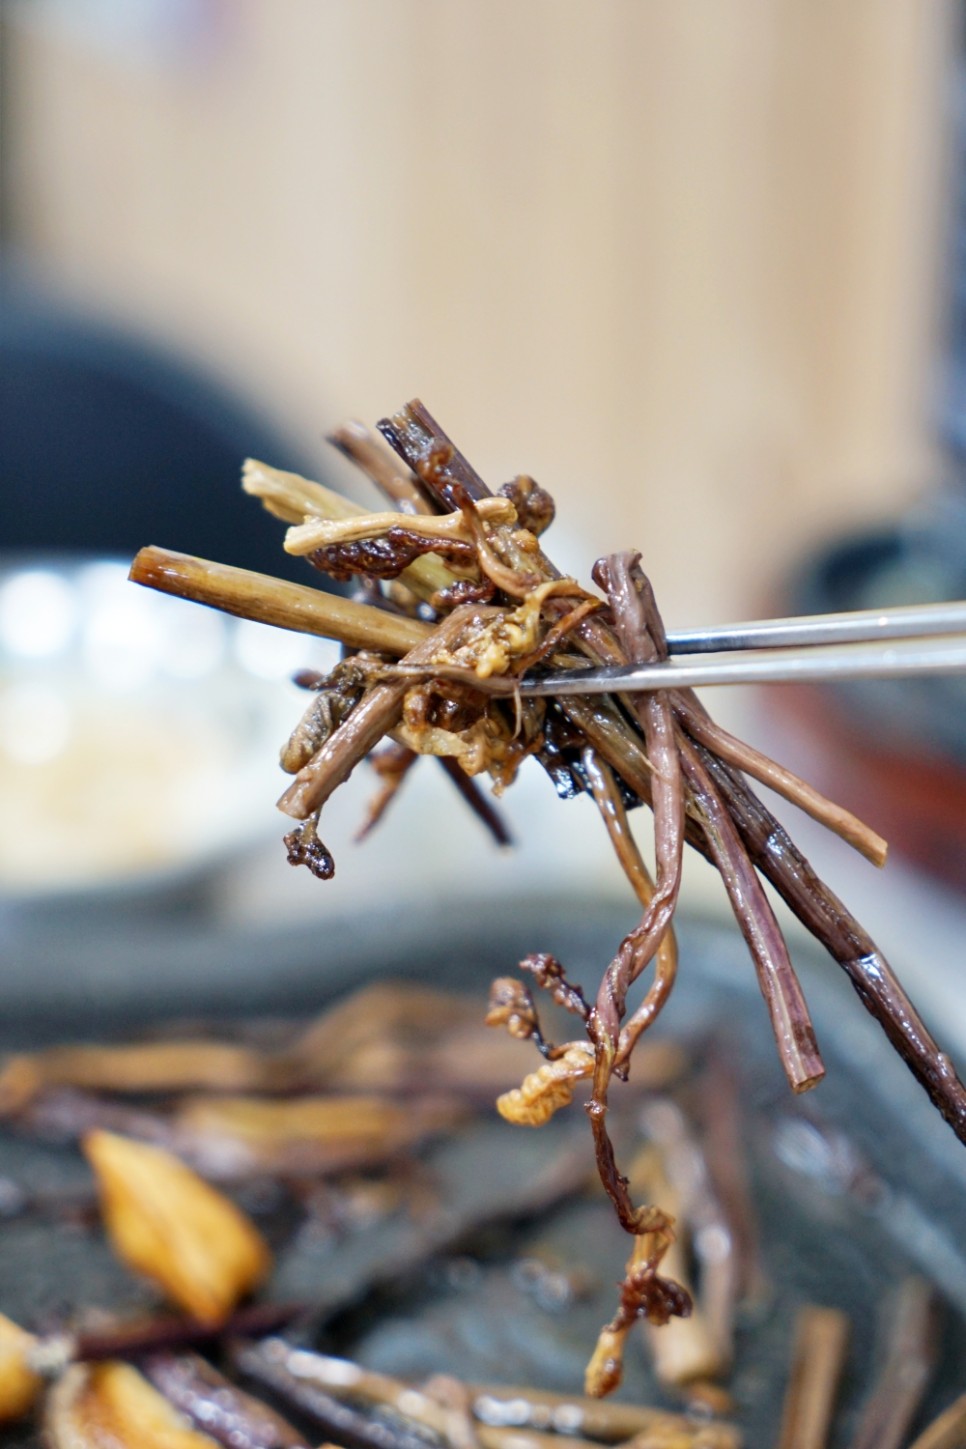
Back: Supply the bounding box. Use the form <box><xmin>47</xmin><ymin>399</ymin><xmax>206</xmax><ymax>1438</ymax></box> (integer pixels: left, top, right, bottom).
<box><xmin>2</xmin><ymin>0</ymin><xmax>958</xmax><ymax>626</ymax></box>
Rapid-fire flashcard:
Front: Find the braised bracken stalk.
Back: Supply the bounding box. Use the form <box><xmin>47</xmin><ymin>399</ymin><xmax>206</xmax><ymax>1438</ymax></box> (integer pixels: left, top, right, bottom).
<box><xmin>129</xmin><ymin>397</ymin><xmax>966</xmax><ymax>1396</ymax></box>
<box><xmin>232</xmin><ymin>1339</ymin><xmax>742</xmax><ymax>1449</ymax></box>
<box><xmin>7</xmin><ymin>1083</ymin><xmax>463</xmax><ymax>1181</ymax></box>
<box><xmin>141</xmin><ymin>1351</ymin><xmax>309</xmax><ymax>1449</ymax></box>
<box><xmin>26</xmin><ymin>1304</ymin><xmax>305</xmax><ymax>1378</ymax></box>
<box><xmin>231</xmin><ymin>1340</ymin><xmax>457</xmax><ymax>1449</ymax></box>
<box><xmin>846</xmin><ymin>1277</ymin><xmax>942</xmax><ymax>1449</ymax></box>
<box><xmin>626</xmin><ymin>1143</ymin><xmax>727</xmax><ymax>1395</ymax></box>
<box><xmin>639</xmin><ymin>1098</ymin><xmax>738</xmax><ymax>1377</ymax></box>
<box><xmin>907</xmin><ymin>1392</ymin><xmax>966</xmax><ymax>1449</ymax></box>
<box><xmin>775</xmin><ymin>1306</ymin><xmax>850</xmax><ymax>1449</ymax></box>
<box><xmin>696</xmin><ymin>1045</ymin><xmax>766</xmax><ymax>1309</ymax></box>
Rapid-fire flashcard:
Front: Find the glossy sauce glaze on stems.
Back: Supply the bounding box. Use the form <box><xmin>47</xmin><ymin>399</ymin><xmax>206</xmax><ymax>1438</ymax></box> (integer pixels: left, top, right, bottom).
<box><xmin>129</xmin><ymin>398</ymin><xmax>966</xmax><ymax>1398</ymax></box>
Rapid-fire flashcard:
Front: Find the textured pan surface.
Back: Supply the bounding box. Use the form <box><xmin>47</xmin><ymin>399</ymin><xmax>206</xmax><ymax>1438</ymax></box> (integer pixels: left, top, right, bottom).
<box><xmin>2</xmin><ymin>903</ymin><xmax>964</xmax><ymax>1444</ymax></box>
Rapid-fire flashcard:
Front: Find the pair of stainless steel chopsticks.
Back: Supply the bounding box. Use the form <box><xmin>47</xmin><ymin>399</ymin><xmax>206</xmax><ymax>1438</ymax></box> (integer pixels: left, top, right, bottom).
<box><xmin>518</xmin><ymin>600</ymin><xmax>966</xmax><ymax>696</ymax></box>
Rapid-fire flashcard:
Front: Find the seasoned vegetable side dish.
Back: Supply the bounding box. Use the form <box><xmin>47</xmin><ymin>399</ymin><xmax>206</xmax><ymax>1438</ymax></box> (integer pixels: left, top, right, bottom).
<box><xmin>129</xmin><ymin>399</ymin><xmax>966</xmax><ymax>1399</ymax></box>
<box><xmin>1</xmin><ymin>977</ymin><xmax>964</xmax><ymax>1444</ymax></box>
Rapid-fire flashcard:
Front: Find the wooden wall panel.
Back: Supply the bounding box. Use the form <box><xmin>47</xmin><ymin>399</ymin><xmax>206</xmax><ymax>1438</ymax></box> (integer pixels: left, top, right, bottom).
<box><xmin>4</xmin><ymin>0</ymin><xmax>956</xmax><ymax>625</ymax></box>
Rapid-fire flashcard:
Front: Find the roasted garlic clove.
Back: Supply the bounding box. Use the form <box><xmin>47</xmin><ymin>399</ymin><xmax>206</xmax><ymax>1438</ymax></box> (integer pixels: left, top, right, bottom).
<box><xmin>84</xmin><ymin>1130</ymin><xmax>270</xmax><ymax>1323</ymax></box>
<box><xmin>45</xmin><ymin>1360</ymin><xmax>219</xmax><ymax>1448</ymax></box>
<box><xmin>0</xmin><ymin>1313</ymin><xmax>42</xmax><ymax>1424</ymax></box>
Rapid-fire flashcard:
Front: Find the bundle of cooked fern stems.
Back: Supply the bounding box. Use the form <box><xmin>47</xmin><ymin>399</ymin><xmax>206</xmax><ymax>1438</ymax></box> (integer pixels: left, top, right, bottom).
<box><xmin>131</xmin><ymin>399</ymin><xmax>966</xmax><ymax>1397</ymax></box>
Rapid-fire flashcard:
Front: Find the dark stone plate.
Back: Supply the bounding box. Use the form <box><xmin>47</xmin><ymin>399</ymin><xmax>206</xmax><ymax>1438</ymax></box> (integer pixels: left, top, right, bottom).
<box><xmin>2</xmin><ymin>900</ymin><xmax>965</xmax><ymax>1444</ymax></box>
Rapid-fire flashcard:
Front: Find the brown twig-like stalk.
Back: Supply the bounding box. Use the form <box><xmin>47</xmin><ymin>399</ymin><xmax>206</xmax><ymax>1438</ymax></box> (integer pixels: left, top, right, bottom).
<box><xmin>129</xmin><ymin>546</ymin><xmax>429</xmax><ymax>654</ymax></box>
<box><xmin>232</xmin><ymin>1340</ymin><xmax>742</xmax><ymax>1449</ymax></box>
<box><xmin>639</xmin><ymin>1098</ymin><xmax>738</xmax><ymax>1375</ymax></box>
<box><xmin>28</xmin><ymin>1303</ymin><xmax>304</xmax><ymax>1377</ymax></box>
<box><xmin>846</xmin><ymin>1277</ymin><xmax>942</xmax><ymax>1449</ymax></box>
<box><xmin>327</xmin><ymin>419</ymin><xmax>434</xmax><ymax>513</ymax></box>
<box><xmin>697</xmin><ymin>1045</ymin><xmax>766</xmax><ymax>1309</ymax></box>
<box><xmin>142</xmin><ymin>1350</ymin><xmax>309</xmax><ymax>1449</ymax></box>
<box><xmin>775</xmin><ymin>1306</ymin><xmax>850</xmax><ymax>1449</ymax></box>
<box><xmin>906</xmin><ymin>1392</ymin><xmax>966</xmax><ymax>1449</ymax></box>
<box><xmin>628</xmin><ymin>1144</ymin><xmax>729</xmax><ymax>1392</ymax></box>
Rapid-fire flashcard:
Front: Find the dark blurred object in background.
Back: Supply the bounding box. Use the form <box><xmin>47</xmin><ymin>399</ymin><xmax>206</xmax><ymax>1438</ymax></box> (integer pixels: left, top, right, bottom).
<box><xmin>780</xmin><ymin>64</ymin><xmax>966</xmax><ymax>893</ymax></box>
<box><xmin>783</xmin><ymin>525</ymin><xmax>966</xmax><ymax>891</ymax></box>
<box><xmin>941</xmin><ymin>69</ymin><xmax>966</xmax><ymax>468</ymax></box>
<box><xmin>0</xmin><ymin>270</ymin><xmax>317</xmax><ymax>582</ymax></box>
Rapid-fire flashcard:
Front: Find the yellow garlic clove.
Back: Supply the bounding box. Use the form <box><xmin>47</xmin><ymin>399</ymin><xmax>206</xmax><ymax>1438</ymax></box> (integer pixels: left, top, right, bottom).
<box><xmin>84</xmin><ymin>1129</ymin><xmax>270</xmax><ymax>1323</ymax></box>
<box><xmin>45</xmin><ymin>1360</ymin><xmax>219</xmax><ymax>1448</ymax></box>
<box><xmin>0</xmin><ymin>1313</ymin><xmax>42</xmax><ymax>1424</ymax></box>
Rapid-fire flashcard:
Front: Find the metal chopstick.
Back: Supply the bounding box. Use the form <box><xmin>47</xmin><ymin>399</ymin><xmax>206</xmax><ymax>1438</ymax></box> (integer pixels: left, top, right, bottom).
<box><xmin>518</xmin><ymin>635</ymin><xmax>966</xmax><ymax>696</ymax></box>
<box><xmin>664</xmin><ymin>599</ymin><xmax>966</xmax><ymax>654</ymax></box>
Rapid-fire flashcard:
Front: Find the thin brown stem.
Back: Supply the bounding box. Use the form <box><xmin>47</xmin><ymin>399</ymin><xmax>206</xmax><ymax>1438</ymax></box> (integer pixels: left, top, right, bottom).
<box><xmin>229</xmin><ymin>1343</ymin><xmax>741</xmax><ymax>1449</ymax></box>
<box><xmin>678</xmin><ymin>707</ymin><xmax>887</xmax><ymax>867</ymax></box>
<box><xmin>33</xmin><ymin>1302</ymin><xmax>304</xmax><ymax>1375</ymax></box>
<box><xmin>693</xmin><ymin>746</ymin><xmax>966</xmax><ymax>1143</ymax></box>
<box><xmin>355</xmin><ymin>744</ymin><xmax>419</xmax><ymax>842</ymax></box>
<box><xmin>592</xmin><ymin>555</ymin><xmax>684</xmax><ymax>1043</ymax></box>
<box><xmin>327</xmin><ymin>420</ymin><xmax>435</xmax><ymax>514</ymax></box>
<box><xmin>468</xmin><ymin>1382</ymin><xmax>740</xmax><ymax>1446</ymax></box>
<box><xmin>583</xmin><ymin>748</ymin><xmax>658</xmax><ymax>905</ymax></box>
<box><xmin>142</xmin><ymin>1351</ymin><xmax>308</xmax><ymax>1448</ymax></box>
<box><xmin>277</xmin><ymin>605</ymin><xmax>483</xmax><ymax>820</ymax></box>
<box><xmin>907</xmin><ymin>1392</ymin><xmax>966</xmax><ymax>1449</ymax></box>
<box><xmin>698</xmin><ymin>1043</ymin><xmax>767</xmax><ymax>1307</ymax></box>
<box><xmin>581</xmin><ymin>749</ymin><xmax>678</xmax><ymax>1064</ymax></box>
<box><xmin>378</xmin><ymin>399</ymin><xmax>493</xmax><ymax>507</ymax></box>
<box><xmin>640</xmin><ymin>1098</ymin><xmax>738</xmax><ymax>1374</ymax></box>
<box><xmin>775</xmin><ymin>1305</ymin><xmax>850</xmax><ymax>1449</ymax></box>
<box><xmin>679</xmin><ymin>736</ymin><xmax>825</xmax><ymax>1094</ymax></box>
<box><xmin>129</xmin><ymin>546</ymin><xmax>430</xmax><ymax>655</ymax></box>
<box><xmin>630</xmin><ymin>1144</ymin><xmax>729</xmax><ymax>1390</ymax></box>
<box><xmin>277</xmin><ymin>676</ymin><xmax>409</xmax><ymax>820</ymax></box>
<box><xmin>847</xmin><ymin>1277</ymin><xmax>942</xmax><ymax>1449</ymax></box>
<box><xmin>232</xmin><ymin>1340</ymin><xmax>440</xmax><ymax>1449</ymax></box>
<box><xmin>438</xmin><ymin>756</ymin><xmax>513</xmax><ymax>846</ymax></box>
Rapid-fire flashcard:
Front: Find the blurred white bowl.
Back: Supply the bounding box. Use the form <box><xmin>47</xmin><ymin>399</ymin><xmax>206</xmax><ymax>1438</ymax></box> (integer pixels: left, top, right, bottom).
<box><xmin>0</xmin><ymin>553</ymin><xmax>337</xmax><ymax>903</ymax></box>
